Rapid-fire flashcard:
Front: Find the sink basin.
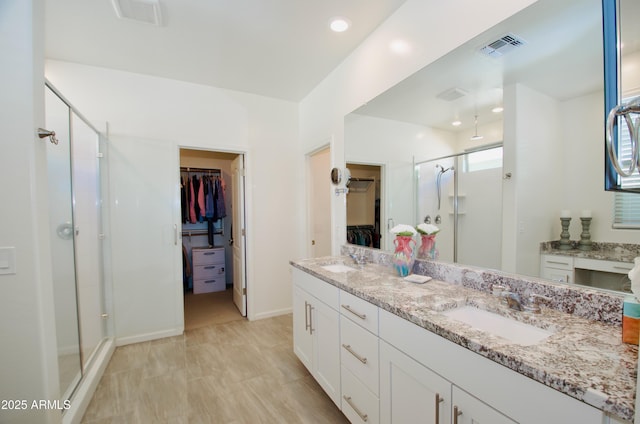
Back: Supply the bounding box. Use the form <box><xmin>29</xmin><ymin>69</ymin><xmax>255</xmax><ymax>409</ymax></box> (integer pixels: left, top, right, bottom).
<box><xmin>320</xmin><ymin>264</ymin><xmax>356</xmax><ymax>273</ymax></box>
<box><xmin>442</xmin><ymin>306</ymin><xmax>554</xmax><ymax>346</ymax></box>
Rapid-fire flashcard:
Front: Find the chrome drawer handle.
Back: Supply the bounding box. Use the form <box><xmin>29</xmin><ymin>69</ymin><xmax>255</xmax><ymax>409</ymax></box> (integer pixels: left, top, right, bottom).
<box><xmin>435</xmin><ymin>393</ymin><xmax>444</xmax><ymax>423</ymax></box>
<box><xmin>341</xmin><ymin>304</ymin><xmax>366</xmax><ymax>320</ymax></box>
<box><xmin>343</xmin><ymin>395</ymin><xmax>368</xmax><ymax>422</ymax></box>
<box><xmin>546</xmin><ymin>260</ymin><xmax>570</xmax><ymax>265</ymax></box>
<box><xmin>453</xmin><ymin>405</ymin><xmax>462</xmax><ymax>424</ymax></box>
<box><xmin>342</xmin><ymin>344</ymin><xmax>367</xmax><ymax>364</ymax></box>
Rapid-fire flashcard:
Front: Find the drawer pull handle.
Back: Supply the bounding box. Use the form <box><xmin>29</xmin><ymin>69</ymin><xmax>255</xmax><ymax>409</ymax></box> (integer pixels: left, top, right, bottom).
<box><xmin>203</xmin><ymin>252</ymin><xmax>217</xmax><ymax>255</ymax></box>
<box><xmin>342</xmin><ymin>344</ymin><xmax>367</xmax><ymax>364</ymax></box>
<box><xmin>546</xmin><ymin>260</ymin><xmax>570</xmax><ymax>265</ymax></box>
<box><xmin>435</xmin><ymin>393</ymin><xmax>444</xmax><ymax>423</ymax></box>
<box><xmin>341</xmin><ymin>304</ymin><xmax>366</xmax><ymax>320</ymax></box>
<box><xmin>453</xmin><ymin>405</ymin><xmax>462</xmax><ymax>424</ymax></box>
<box><xmin>204</xmin><ymin>280</ymin><xmax>217</xmax><ymax>284</ymax></box>
<box><xmin>304</xmin><ymin>301</ymin><xmax>310</xmax><ymax>332</ymax></box>
<box><xmin>343</xmin><ymin>395</ymin><xmax>368</xmax><ymax>422</ymax></box>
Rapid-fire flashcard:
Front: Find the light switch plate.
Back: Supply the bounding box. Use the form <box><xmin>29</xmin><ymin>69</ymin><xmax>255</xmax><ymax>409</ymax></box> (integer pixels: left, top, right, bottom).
<box><xmin>0</xmin><ymin>247</ymin><xmax>16</xmax><ymax>275</ymax></box>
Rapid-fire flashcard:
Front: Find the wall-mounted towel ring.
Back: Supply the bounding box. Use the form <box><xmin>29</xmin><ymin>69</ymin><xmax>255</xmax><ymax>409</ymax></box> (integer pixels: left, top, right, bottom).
<box><xmin>38</xmin><ymin>128</ymin><xmax>59</xmax><ymax>145</ymax></box>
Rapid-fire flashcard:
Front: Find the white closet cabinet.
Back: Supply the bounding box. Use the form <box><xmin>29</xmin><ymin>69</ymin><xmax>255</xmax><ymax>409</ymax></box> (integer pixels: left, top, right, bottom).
<box><xmin>192</xmin><ymin>246</ymin><xmax>225</xmax><ymax>293</ymax></box>
<box><xmin>292</xmin><ymin>268</ymin><xmax>341</xmax><ymax>406</ymax></box>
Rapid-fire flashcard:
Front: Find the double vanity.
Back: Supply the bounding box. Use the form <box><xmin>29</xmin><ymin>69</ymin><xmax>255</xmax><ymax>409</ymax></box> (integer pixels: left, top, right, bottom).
<box><xmin>291</xmin><ymin>246</ymin><xmax>638</xmax><ymax>423</ymax></box>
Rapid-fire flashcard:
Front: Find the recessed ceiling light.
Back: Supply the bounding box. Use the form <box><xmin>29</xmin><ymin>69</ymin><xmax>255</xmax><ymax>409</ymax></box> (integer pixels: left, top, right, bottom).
<box><xmin>492</xmin><ymin>106</ymin><xmax>504</xmax><ymax>113</ymax></box>
<box><xmin>451</xmin><ymin>120</ymin><xmax>462</xmax><ymax>126</ymax></box>
<box><xmin>329</xmin><ymin>17</ymin><xmax>351</xmax><ymax>32</ymax></box>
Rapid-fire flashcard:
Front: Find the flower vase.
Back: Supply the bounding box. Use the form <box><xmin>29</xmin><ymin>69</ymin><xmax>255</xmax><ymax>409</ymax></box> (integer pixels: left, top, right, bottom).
<box><xmin>419</xmin><ymin>234</ymin><xmax>438</xmax><ymax>260</ymax></box>
<box><xmin>393</xmin><ymin>235</ymin><xmax>416</xmax><ymax>277</ymax></box>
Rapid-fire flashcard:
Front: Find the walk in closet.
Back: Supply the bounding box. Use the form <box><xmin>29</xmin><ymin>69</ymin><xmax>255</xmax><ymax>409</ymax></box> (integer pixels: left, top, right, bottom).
<box><xmin>180</xmin><ymin>149</ymin><xmax>246</xmax><ymax>329</ymax></box>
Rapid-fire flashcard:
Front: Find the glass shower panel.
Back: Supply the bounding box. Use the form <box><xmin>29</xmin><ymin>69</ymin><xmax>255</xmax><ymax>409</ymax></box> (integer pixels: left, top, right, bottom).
<box><xmin>45</xmin><ymin>87</ymin><xmax>82</xmax><ymax>401</ymax></box>
<box><xmin>71</xmin><ymin>111</ymin><xmax>105</xmax><ymax>368</ymax></box>
<box><xmin>415</xmin><ymin>156</ymin><xmax>455</xmax><ymax>263</ymax></box>
<box><xmin>456</xmin><ymin>147</ymin><xmax>504</xmax><ymax>270</ymax></box>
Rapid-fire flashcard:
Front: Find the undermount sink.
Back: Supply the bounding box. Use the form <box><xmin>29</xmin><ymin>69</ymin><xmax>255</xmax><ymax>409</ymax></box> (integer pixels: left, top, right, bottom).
<box><xmin>320</xmin><ymin>264</ymin><xmax>356</xmax><ymax>273</ymax></box>
<box><xmin>442</xmin><ymin>306</ymin><xmax>555</xmax><ymax>346</ymax></box>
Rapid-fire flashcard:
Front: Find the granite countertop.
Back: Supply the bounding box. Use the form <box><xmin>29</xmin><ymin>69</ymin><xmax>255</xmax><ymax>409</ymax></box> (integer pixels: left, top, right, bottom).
<box><xmin>291</xmin><ymin>256</ymin><xmax>639</xmax><ymax>422</ymax></box>
<box><xmin>541</xmin><ymin>241</ymin><xmax>640</xmax><ymax>263</ymax></box>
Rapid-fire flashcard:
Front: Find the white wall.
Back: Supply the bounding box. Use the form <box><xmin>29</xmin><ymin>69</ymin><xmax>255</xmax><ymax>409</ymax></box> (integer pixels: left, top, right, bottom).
<box><xmin>0</xmin><ymin>1</ymin><xmax>61</xmax><ymax>423</ymax></box>
<box><xmin>45</xmin><ymin>60</ymin><xmax>300</xmax><ymax>337</ymax></box>
<box><xmin>300</xmin><ymin>0</ymin><xmax>538</xmax><ymax>255</ymax></box>
<box><xmin>562</xmin><ymin>90</ymin><xmax>639</xmax><ymax>244</ymax></box>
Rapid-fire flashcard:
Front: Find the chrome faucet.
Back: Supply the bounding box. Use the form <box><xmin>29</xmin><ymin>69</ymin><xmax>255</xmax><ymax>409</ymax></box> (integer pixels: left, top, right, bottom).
<box><xmin>501</xmin><ymin>291</ymin><xmax>523</xmax><ymax>311</ymax></box>
<box><xmin>523</xmin><ymin>294</ymin><xmax>553</xmax><ymax>314</ymax></box>
<box><xmin>349</xmin><ymin>252</ymin><xmax>367</xmax><ymax>265</ymax></box>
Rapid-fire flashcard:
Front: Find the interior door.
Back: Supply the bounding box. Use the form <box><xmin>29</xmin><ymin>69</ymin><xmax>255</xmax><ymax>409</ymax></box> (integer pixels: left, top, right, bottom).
<box><xmin>308</xmin><ymin>146</ymin><xmax>331</xmax><ymax>257</ymax></box>
<box><xmin>231</xmin><ymin>155</ymin><xmax>247</xmax><ymax>316</ymax></box>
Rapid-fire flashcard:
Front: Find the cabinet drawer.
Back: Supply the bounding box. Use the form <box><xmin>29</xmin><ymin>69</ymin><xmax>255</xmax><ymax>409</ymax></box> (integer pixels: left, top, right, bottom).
<box><xmin>540</xmin><ymin>254</ymin><xmax>573</xmax><ymax>270</ymax></box>
<box><xmin>341</xmin><ymin>366</ymin><xmax>379</xmax><ymax>424</ymax></box>
<box><xmin>193</xmin><ymin>264</ymin><xmax>225</xmax><ymax>279</ymax></box>
<box><xmin>340</xmin><ymin>290</ymin><xmax>379</xmax><ymax>334</ymax></box>
<box><xmin>574</xmin><ymin>257</ymin><xmax>633</xmax><ymax>274</ymax></box>
<box><xmin>192</xmin><ymin>247</ymin><xmax>225</xmax><ymax>265</ymax></box>
<box><xmin>341</xmin><ymin>316</ymin><xmax>379</xmax><ymax>395</ymax></box>
<box><xmin>193</xmin><ymin>277</ymin><xmax>225</xmax><ymax>294</ymax></box>
<box><xmin>293</xmin><ymin>268</ymin><xmax>339</xmax><ymax>310</ymax></box>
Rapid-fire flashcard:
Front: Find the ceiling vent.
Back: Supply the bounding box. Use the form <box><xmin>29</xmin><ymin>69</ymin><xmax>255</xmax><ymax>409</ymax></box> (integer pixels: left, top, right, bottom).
<box><xmin>478</xmin><ymin>33</ymin><xmax>527</xmax><ymax>58</ymax></box>
<box><xmin>111</xmin><ymin>0</ymin><xmax>163</xmax><ymax>26</ymax></box>
<box><xmin>436</xmin><ymin>87</ymin><xmax>468</xmax><ymax>102</ymax></box>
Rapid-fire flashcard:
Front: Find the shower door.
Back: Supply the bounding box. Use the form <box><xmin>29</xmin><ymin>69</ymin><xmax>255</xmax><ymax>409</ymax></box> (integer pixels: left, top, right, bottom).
<box><xmin>45</xmin><ymin>84</ymin><xmax>109</xmax><ymax>403</ymax></box>
<box><xmin>45</xmin><ymin>87</ymin><xmax>83</xmax><ymax>401</ymax></box>
<box><xmin>415</xmin><ymin>146</ymin><xmax>503</xmax><ymax>269</ymax></box>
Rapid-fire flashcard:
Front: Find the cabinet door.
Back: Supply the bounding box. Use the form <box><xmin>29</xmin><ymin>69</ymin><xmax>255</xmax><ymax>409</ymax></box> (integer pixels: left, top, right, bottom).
<box><xmin>312</xmin><ymin>296</ymin><xmax>341</xmax><ymax>407</ymax></box>
<box><xmin>293</xmin><ymin>286</ymin><xmax>313</xmax><ymax>371</ymax></box>
<box><xmin>380</xmin><ymin>341</ymin><xmax>451</xmax><ymax>424</ymax></box>
<box><xmin>452</xmin><ymin>386</ymin><xmax>516</xmax><ymax>424</ymax></box>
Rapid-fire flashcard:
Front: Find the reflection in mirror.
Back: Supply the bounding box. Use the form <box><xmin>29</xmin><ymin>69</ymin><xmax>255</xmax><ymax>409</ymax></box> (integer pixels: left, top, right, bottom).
<box><xmin>345</xmin><ymin>0</ymin><xmax>640</xmax><ymax>294</ymax></box>
<box><xmin>346</xmin><ymin>164</ymin><xmax>381</xmax><ymax>249</ymax></box>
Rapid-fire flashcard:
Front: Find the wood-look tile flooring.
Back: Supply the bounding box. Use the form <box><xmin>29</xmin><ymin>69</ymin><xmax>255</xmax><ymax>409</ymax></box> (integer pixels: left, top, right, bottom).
<box><xmin>81</xmin><ymin>314</ymin><xmax>349</xmax><ymax>423</ymax></box>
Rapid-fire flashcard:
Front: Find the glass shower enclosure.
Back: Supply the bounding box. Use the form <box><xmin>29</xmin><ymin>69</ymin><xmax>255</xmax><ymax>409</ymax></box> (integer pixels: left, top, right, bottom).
<box><xmin>415</xmin><ymin>146</ymin><xmax>503</xmax><ymax>270</ymax></box>
<box><xmin>45</xmin><ymin>83</ymin><xmax>111</xmax><ymax>404</ymax></box>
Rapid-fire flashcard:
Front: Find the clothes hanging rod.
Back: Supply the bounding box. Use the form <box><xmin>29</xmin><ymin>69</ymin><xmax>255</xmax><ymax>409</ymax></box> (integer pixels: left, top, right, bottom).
<box><xmin>181</xmin><ymin>230</ymin><xmax>223</xmax><ymax>237</ymax></box>
<box><xmin>180</xmin><ymin>167</ymin><xmax>221</xmax><ymax>174</ymax></box>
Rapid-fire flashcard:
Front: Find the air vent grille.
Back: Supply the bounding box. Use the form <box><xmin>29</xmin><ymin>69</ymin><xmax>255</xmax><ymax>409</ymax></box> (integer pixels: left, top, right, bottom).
<box><xmin>111</xmin><ymin>0</ymin><xmax>163</xmax><ymax>26</ymax></box>
<box><xmin>478</xmin><ymin>33</ymin><xmax>527</xmax><ymax>58</ymax></box>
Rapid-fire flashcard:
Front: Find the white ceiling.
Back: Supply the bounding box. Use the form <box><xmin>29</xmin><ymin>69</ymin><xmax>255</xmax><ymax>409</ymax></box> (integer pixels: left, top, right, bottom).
<box><xmin>351</xmin><ymin>0</ymin><xmax>604</xmax><ymax>132</ymax></box>
<box><xmin>44</xmin><ymin>0</ymin><xmax>407</xmax><ymax>102</ymax></box>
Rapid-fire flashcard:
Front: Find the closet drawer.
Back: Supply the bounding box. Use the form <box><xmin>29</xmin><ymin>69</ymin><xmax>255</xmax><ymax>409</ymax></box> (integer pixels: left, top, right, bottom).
<box><xmin>192</xmin><ymin>247</ymin><xmax>225</xmax><ymax>266</ymax></box>
<box><xmin>341</xmin><ymin>315</ymin><xmax>379</xmax><ymax>395</ymax></box>
<box><xmin>194</xmin><ymin>264</ymin><xmax>225</xmax><ymax>279</ymax></box>
<box><xmin>193</xmin><ymin>277</ymin><xmax>225</xmax><ymax>294</ymax></box>
<box><xmin>340</xmin><ymin>290</ymin><xmax>379</xmax><ymax>335</ymax></box>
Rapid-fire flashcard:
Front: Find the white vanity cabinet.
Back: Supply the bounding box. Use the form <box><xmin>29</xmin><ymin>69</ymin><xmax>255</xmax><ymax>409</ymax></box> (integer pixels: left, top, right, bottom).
<box><xmin>380</xmin><ymin>340</ymin><xmax>451</xmax><ymax>424</ymax></box>
<box><xmin>292</xmin><ymin>268</ymin><xmax>341</xmax><ymax>406</ymax></box>
<box><xmin>379</xmin><ymin>309</ymin><xmax>603</xmax><ymax>424</ymax></box>
<box><xmin>540</xmin><ymin>254</ymin><xmax>574</xmax><ymax>283</ymax></box>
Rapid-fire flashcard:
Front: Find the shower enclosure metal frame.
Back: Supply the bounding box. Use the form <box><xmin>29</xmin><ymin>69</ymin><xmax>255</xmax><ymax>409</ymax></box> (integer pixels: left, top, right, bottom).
<box><xmin>416</xmin><ymin>143</ymin><xmax>502</xmax><ymax>264</ymax></box>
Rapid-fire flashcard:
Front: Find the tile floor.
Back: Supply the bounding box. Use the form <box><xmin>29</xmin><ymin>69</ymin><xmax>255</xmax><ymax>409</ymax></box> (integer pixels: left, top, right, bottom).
<box><xmin>81</xmin><ymin>314</ymin><xmax>349</xmax><ymax>423</ymax></box>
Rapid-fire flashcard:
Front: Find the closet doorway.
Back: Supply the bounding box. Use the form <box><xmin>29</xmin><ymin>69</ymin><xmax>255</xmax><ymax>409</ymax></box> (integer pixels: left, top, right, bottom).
<box><xmin>346</xmin><ymin>163</ymin><xmax>382</xmax><ymax>249</ymax></box>
<box><xmin>180</xmin><ymin>148</ymin><xmax>247</xmax><ymax>330</ymax></box>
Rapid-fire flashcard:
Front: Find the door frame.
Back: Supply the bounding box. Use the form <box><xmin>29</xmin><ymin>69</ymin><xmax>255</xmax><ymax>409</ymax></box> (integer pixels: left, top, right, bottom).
<box><xmin>175</xmin><ymin>145</ymin><xmax>250</xmax><ymax>325</ymax></box>
<box><xmin>305</xmin><ymin>141</ymin><xmax>336</xmax><ymax>257</ymax></box>
<box><xmin>345</xmin><ymin>160</ymin><xmax>386</xmax><ymax>250</ymax></box>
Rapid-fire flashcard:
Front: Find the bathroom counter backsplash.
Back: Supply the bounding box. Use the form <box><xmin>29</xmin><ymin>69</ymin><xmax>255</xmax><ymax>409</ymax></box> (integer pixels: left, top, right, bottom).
<box><xmin>290</xmin><ymin>245</ymin><xmax>638</xmax><ymax>421</ymax></box>
<box><xmin>541</xmin><ymin>241</ymin><xmax>640</xmax><ymax>263</ymax></box>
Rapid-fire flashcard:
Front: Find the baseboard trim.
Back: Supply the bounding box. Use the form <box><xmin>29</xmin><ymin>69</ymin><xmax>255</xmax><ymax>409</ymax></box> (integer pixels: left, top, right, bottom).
<box><xmin>115</xmin><ymin>327</ymin><xmax>184</xmax><ymax>346</ymax></box>
<box><xmin>63</xmin><ymin>338</ymin><xmax>115</xmax><ymax>424</ymax></box>
<box><xmin>250</xmin><ymin>307</ymin><xmax>292</xmax><ymax>321</ymax></box>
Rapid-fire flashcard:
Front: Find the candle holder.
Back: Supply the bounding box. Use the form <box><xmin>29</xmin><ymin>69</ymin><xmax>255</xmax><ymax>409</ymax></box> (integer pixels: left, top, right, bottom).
<box><xmin>579</xmin><ymin>217</ymin><xmax>593</xmax><ymax>251</ymax></box>
<box><xmin>559</xmin><ymin>217</ymin><xmax>572</xmax><ymax>250</ymax></box>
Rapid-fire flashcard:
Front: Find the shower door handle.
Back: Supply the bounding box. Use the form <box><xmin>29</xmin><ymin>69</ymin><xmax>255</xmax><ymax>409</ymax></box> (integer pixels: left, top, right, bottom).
<box><xmin>387</xmin><ymin>218</ymin><xmax>394</xmax><ymax>231</ymax></box>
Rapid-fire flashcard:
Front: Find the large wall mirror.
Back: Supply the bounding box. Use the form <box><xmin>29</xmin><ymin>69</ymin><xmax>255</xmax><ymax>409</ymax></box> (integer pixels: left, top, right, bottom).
<box><xmin>345</xmin><ymin>0</ymin><xmax>640</xmax><ymax>294</ymax></box>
